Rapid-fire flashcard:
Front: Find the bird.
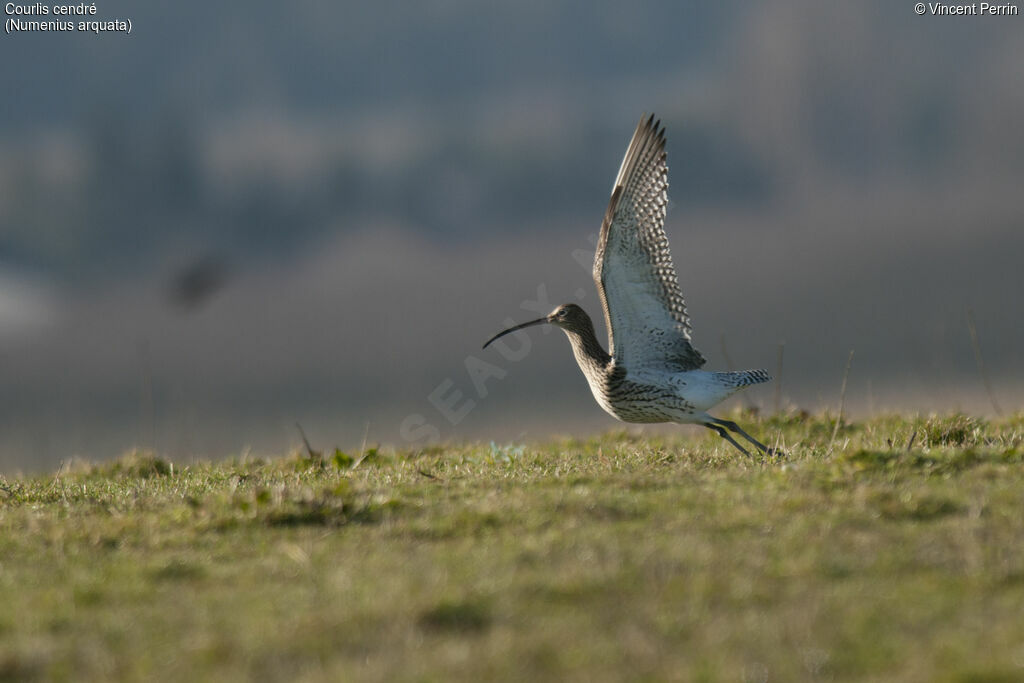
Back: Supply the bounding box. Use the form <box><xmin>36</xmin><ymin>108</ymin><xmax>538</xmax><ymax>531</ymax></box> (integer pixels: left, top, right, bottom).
<box><xmin>483</xmin><ymin>114</ymin><xmax>774</xmax><ymax>456</ymax></box>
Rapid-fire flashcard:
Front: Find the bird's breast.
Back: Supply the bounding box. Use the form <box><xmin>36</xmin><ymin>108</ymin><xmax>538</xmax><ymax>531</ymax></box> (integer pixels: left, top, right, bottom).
<box><xmin>581</xmin><ymin>364</ymin><xmax>691</xmax><ymax>424</ymax></box>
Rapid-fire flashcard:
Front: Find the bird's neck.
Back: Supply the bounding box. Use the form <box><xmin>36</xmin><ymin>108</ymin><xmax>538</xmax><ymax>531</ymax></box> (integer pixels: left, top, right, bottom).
<box><xmin>561</xmin><ymin>325</ymin><xmax>612</xmax><ymax>376</ymax></box>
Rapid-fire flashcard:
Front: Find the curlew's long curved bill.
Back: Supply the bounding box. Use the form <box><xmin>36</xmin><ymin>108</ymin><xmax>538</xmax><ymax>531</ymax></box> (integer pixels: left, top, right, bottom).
<box><xmin>482</xmin><ymin>317</ymin><xmax>547</xmax><ymax>350</ymax></box>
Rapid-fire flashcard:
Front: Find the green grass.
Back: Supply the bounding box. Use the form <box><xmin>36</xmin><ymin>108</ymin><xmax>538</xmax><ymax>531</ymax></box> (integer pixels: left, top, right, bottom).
<box><xmin>1</xmin><ymin>413</ymin><xmax>1023</xmax><ymax>682</ymax></box>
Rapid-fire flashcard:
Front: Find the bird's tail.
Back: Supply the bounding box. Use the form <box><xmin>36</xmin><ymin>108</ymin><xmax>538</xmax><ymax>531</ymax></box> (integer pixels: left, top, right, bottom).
<box><xmin>713</xmin><ymin>369</ymin><xmax>771</xmax><ymax>388</ymax></box>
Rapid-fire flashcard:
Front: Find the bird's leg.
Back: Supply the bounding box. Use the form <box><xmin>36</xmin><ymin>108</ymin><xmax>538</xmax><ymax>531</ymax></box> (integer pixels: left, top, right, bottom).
<box><xmin>703</xmin><ymin>423</ymin><xmax>750</xmax><ymax>457</ymax></box>
<box><xmin>711</xmin><ymin>418</ymin><xmax>781</xmax><ymax>457</ymax></box>
<box><xmin>712</xmin><ymin>418</ymin><xmax>768</xmax><ymax>452</ymax></box>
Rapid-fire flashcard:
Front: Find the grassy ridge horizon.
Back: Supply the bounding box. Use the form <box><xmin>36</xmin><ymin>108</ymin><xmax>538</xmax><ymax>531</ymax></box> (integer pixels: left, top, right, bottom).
<box><xmin>1</xmin><ymin>412</ymin><xmax>1022</xmax><ymax>681</ymax></box>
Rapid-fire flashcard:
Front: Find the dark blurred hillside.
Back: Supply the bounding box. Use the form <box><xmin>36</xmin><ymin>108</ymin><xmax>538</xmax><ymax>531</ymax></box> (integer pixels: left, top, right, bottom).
<box><xmin>2</xmin><ymin>0</ymin><xmax>1020</xmax><ymax>281</ymax></box>
<box><xmin>2</xmin><ymin>2</ymin><xmax>739</xmax><ymax>128</ymax></box>
<box><xmin>1</xmin><ymin>0</ymin><xmax>1022</xmax><ymax>469</ymax></box>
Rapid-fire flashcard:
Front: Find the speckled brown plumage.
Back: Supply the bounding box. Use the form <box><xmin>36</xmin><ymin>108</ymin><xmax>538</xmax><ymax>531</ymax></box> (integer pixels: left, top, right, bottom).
<box><xmin>483</xmin><ymin>115</ymin><xmax>777</xmax><ymax>456</ymax></box>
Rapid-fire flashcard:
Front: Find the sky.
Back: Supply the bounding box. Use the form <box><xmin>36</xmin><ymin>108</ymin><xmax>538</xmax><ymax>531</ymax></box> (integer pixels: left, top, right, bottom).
<box><xmin>1</xmin><ymin>0</ymin><xmax>1022</xmax><ymax>471</ymax></box>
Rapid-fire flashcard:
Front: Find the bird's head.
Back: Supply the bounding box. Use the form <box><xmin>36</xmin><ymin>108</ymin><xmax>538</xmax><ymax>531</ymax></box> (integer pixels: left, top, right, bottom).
<box><xmin>482</xmin><ymin>303</ymin><xmax>592</xmax><ymax>349</ymax></box>
<box><xmin>544</xmin><ymin>303</ymin><xmax>590</xmax><ymax>332</ymax></box>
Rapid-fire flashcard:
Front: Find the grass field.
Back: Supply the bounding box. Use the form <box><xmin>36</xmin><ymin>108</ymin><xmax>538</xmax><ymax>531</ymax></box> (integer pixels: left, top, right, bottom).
<box><xmin>1</xmin><ymin>413</ymin><xmax>1023</xmax><ymax>682</ymax></box>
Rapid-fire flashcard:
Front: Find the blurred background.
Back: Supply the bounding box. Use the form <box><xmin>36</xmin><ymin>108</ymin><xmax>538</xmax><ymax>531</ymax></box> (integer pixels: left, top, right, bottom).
<box><xmin>1</xmin><ymin>0</ymin><xmax>1022</xmax><ymax>471</ymax></box>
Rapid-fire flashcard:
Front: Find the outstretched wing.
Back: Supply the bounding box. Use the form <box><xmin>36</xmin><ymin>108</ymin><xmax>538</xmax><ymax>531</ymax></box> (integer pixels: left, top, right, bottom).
<box><xmin>593</xmin><ymin>114</ymin><xmax>705</xmax><ymax>372</ymax></box>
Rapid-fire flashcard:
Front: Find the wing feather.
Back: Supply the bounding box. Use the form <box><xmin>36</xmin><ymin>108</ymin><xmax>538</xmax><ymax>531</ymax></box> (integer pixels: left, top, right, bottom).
<box><xmin>593</xmin><ymin>114</ymin><xmax>705</xmax><ymax>371</ymax></box>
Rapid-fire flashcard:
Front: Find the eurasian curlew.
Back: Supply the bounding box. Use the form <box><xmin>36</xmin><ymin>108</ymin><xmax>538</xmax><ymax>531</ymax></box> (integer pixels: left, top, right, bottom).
<box><xmin>483</xmin><ymin>114</ymin><xmax>775</xmax><ymax>456</ymax></box>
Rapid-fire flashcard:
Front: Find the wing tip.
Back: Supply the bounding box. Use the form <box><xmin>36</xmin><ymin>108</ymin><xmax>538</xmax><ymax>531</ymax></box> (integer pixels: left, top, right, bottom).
<box><xmin>614</xmin><ymin>112</ymin><xmax>667</xmax><ymax>191</ymax></box>
<box><xmin>636</xmin><ymin>112</ymin><xmax>666</xmax><ymax>139</ymax></box>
